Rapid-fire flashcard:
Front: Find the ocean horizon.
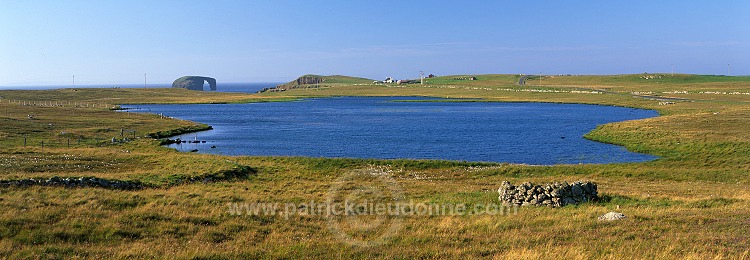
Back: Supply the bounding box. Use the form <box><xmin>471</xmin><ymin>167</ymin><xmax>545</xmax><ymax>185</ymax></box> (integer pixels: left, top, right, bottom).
<box><xmin>0</xmin><ymin>82</ymin><xmax>284</xmax><ymax>93</ymax></box>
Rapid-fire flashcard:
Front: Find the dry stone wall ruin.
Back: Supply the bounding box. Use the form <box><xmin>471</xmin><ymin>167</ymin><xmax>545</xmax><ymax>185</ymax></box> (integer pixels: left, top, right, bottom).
<box><xmin>498</xmin><ymin>180</ymin><xmax>598</xmax><ymax>208</ymax></box>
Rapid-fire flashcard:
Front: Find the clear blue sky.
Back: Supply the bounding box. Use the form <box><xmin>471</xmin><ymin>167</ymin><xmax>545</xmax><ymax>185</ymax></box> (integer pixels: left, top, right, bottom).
<box><xmin>1</xmin><ymin>0</ymin><xmax>748</xmax><ymax>86</ymax></box>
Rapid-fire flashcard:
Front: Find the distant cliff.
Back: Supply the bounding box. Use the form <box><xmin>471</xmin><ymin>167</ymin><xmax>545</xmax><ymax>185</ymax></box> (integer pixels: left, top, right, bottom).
<box><xmin>172</xmin><ymin>76</ymin><xmax>217</xmax><ymax>91</ymax></box>
<box><xmin>258</xmin><ymin>75</ymin><xmax>325</xmax><ymax>93</ymax></box>
<box><xmin>258</xmin><ymin>74</ymin><xmax>373</xmax><ymax>93</ymax></box>
<box><xmin>290</xmin><ymin>75</ymin><xmax>325</xmax><ymax>85</ymax></box>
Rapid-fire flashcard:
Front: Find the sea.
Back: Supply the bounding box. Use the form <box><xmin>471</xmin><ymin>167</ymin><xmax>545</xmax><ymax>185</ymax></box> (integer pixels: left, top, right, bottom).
<box><xmin>0</xmin><ymin>82</ymin><xmax>281</xmax><ymax>93</ymax></box>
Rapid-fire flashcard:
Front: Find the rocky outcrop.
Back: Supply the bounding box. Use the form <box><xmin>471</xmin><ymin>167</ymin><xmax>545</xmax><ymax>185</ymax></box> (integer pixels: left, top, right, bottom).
<box><xmin>258</xmin><ymin>75</ymin><xmax>325</xmax><ymax>93</ymax></box>
<box><xmin>172</xmin><ymin>76</ymin><xmax>217</xmax><ymax>91</ymax></box>
<box><xmin>290</xmin><ymin>75</ymin><xmax>324</xmax><ymax>85</ymax></box>
<box><xmin>498</xmin><ymin>180</ymin><xmax>598</xmax><ymax>208</ymax></box>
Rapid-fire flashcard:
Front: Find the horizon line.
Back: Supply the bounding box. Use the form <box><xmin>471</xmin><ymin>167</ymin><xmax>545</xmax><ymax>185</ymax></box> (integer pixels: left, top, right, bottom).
<box><xmin>1</xmin><ymin>73</ymin><xmax>748</xmax><ymax>88</ymax></box>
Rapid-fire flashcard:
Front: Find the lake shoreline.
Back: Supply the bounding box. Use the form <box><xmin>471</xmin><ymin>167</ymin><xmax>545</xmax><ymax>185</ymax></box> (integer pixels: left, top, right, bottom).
<box><xmin>126</xmin><ymin>97</ymin><xmax>658</xmax><ymax>165</ymax></box>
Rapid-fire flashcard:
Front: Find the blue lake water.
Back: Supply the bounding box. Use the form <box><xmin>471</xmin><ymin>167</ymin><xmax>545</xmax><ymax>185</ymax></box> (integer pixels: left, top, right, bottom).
<box><xmin>124</xmin><ymin>97</ymin><xmax>659</xmax><ymax>165</ymax></box>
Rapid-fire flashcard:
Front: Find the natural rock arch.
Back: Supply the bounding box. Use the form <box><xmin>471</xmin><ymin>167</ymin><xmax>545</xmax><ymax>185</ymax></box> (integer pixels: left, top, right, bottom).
<box><xmin>172</xmin><ymin>76</ymin><xmax>217</xmax><ymax>91</ymax></box>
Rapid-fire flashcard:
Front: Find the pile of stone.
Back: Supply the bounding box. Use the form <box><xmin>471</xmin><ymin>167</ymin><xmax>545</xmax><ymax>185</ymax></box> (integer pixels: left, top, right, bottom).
<box><xmin>498</xmin><ymin>180</ymin><xmax>598</xmax><ymax>207</ymax></box>
<box><xmin>0</xmin><ymin>176</ymin><xmax>143</xmax><ymax>190</ymax></box>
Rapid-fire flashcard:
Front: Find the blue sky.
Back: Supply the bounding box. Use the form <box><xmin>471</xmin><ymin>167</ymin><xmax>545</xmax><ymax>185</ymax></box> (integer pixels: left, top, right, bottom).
<box><xmin>1</xmin><ymin>1</ymin><xmax>748</xmax><ymax>86</ymax></box>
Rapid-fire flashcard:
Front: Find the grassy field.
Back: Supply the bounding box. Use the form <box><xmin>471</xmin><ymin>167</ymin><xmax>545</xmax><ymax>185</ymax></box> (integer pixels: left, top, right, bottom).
<box><xmin>0</xmin><ymin>87</ymin><xmax>282</xmax><ymax>105</ymax></box>
<box><xmin>1</xmin><ymin>75</ymin><xmax>749</xmax><ymax>258</ymax></box>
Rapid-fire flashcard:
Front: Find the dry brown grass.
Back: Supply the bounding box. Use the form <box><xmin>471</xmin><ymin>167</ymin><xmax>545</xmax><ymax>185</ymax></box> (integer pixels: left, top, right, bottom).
<box><xmin>1</xmin><ymin>75</ymin><xmax>749</xmax><ymax>258</ymax></box>
<box><xmin>0</xmin><ymin>87</ymin><xmax>290</xmax><ymax>105</ymax></box>
<box><xmin>1</xmin><ymin>163</ymin><xmax>747</xmax><ymax>258</ymax></box>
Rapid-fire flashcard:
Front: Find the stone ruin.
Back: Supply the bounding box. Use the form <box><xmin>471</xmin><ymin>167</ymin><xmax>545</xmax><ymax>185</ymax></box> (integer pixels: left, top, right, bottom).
<box><xmin>0</xmin><ymin>176</ymin><xmax>143</xmax><ymax>190</ymax></box>
<box><xmin>498</xmin><ymin>180</ymin><xmax>598</xmax><ymax>208</ymax></box>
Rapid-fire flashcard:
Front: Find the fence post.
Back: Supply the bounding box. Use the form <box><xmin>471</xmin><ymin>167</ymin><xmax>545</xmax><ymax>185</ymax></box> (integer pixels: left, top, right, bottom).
<box><xmin>24</xmin><ymin>137</ymin><xmax>26</xmax><ymax>147</ymax></box>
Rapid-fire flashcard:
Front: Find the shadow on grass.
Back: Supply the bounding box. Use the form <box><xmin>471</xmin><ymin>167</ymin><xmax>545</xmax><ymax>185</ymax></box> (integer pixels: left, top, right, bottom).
<box><xmin>597</xmin><ymin>194</ymin><xmax>742</xmax><ymax>208</ymax></box>
<box><xmin>687</xmin><ymin>197</ymin><xmax>741</xmax><ymax>208</ymax></box>
<box><xmin>596</xmin><ymin>194</ymin><xmax>681</xmax><ymax>208</ymax></box>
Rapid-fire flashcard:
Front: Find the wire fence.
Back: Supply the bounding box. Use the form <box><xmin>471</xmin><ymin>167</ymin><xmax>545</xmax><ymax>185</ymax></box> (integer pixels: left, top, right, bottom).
<box><xmin>2</xmin><ymin>130</ymin><xmax>139</xmax><ymax>149</ymax></box>
<box><xmin>0</xmin><ymin>98</ymin><xmax>116</xmax><ymax>109</ymax></box>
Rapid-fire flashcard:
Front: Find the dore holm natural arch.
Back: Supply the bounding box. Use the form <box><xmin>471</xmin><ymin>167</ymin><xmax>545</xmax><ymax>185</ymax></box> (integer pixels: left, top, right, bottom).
<box><xmin>171</xmin><ymin>76</ymin><xmax>217</xmax><ymax>91</ymax></box>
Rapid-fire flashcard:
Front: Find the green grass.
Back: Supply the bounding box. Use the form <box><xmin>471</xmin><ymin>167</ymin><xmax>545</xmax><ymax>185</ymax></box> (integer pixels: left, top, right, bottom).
<box><xmin>1</xmin><ymin>74</ymin><xmax>749</xmax><ymax>258</ymax></box>
<box><xmin>0</xmin><ymin>87</ymin><xmax>277</xmax><ymax>105</ymax></box>
<box><xmin>537</xmin><ymin>74</ymin><xmax>750</xmax><ymax>93</ymax></box>
<box><xmin>316</xmin><ymin>75</ymin><xmax>375</xmax><ymax>84</ymax></box>
<box><xmin>423</xmin><ymin>74</ymin><xmax>522</xmax><ymax>85</ymax></box>
<box><xmin>277</xmin><ymin>74</ymin><xmax>375</xmax><ymax>85</ymax></box>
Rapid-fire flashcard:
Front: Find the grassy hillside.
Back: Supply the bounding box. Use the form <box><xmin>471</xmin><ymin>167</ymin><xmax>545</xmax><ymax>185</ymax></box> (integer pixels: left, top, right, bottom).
<box><xmin>317</xmin><ymin>75</ymin><xmax>374</xmax><ymax>84</ymax></box>
<box><xmin>422</xmin><ymin>74</ymin><xmax>522</xmax><ymax>86</ymax></box>
<box><xmin>536</xmin><ymin>74</ymin><xmax>750</xmax><ymax>91</ymax></box>
<box><xmin>0</xmin><ymin>88</ymin><xmax>273</xmax><ymax>105</ymax></box>
<box><xmin>1</xmin><ymin>74</ymin><xmax>749</xmax><ymax>258</ymax></box>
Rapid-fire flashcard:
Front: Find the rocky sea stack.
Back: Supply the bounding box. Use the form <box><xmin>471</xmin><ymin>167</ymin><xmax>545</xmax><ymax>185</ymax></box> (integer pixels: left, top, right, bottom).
<box><xmin>172</xmin><ymin>76</ymin><xmax>217</xmax><ymax>91</ymax></box>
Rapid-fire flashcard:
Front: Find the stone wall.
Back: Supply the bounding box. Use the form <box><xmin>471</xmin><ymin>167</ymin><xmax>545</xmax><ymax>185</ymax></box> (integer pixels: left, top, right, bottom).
<box><xmin>0</xmin><ymin>177</ymin><xmax>143</xmax><ymax>190</ymax></box>
<box><xmin>0</xmin><ymin>166</ymin><xmax>254</xmax><ymax>190</ymax></box>
<box><xmin>498</xmin><ymin>181</ymin><xmax>598</xmax><ymax>208</ymax></box>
